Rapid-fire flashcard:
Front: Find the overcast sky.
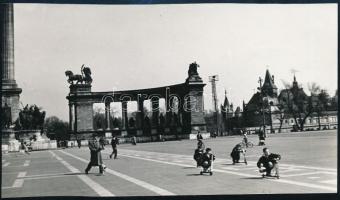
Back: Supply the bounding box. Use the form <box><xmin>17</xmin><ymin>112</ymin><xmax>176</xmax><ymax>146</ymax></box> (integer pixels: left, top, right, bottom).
<box><xmin>14</xmin><ymin>3</ymin><xmax>337</xmax><ymax>121</ymax></box>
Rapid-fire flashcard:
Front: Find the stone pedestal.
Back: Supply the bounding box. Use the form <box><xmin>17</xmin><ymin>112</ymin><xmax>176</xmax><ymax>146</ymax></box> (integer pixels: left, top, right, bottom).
<box><xmin>183</xmin><ymin>65</ymin><xmax>207</xmax><ymax>135</ymax></box>
<box><xmin>2</xmin><ymin>129</ymin><xmax>20</xmax><ymax>153</ymax></box>
<box><xmin>30</xmin><ymin>131</ymin><xmax>57</xmax><ymax>151</ymax></box>
<box><xmin>68</xmin><ymin>84</ymin><xmax>93</xmax><ymax>133</ymax></box>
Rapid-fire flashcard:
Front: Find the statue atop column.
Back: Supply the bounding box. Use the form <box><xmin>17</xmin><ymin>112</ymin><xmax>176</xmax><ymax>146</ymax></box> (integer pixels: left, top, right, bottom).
<box><xmin>65</xmin><ymin>64</ymin><xmax>92</xmax><ymax>85</ymax></box>
<box><xmin>186</xmin><ymin>62</ymin><xmax>203</xmax><ymax>83</ymax></box>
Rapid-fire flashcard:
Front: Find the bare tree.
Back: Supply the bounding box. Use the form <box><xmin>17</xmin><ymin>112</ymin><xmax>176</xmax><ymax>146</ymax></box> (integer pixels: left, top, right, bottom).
<box><xmin>279</xmin><ymin>80</ymin><xmax>314</xmax><ymax>131</ymax></box>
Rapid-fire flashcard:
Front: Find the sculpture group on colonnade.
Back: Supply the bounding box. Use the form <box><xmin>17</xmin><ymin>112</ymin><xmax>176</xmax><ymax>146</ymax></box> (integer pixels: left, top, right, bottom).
<box><xmin>65</xmin><ymin>64</ymin><xmax>93</xmax><ymax>85</ymax></box>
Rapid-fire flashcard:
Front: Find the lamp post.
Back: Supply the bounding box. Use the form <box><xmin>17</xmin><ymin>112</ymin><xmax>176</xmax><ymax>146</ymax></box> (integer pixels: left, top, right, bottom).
<box><xmin>257</xmin><ymin>77</ymin><xmax>266</xmax><ymax>137</ymax></box>
<box><xmin>209</xmin><ymin>75</ymin><xmax>219</xmax><ymax>135</ymax></box>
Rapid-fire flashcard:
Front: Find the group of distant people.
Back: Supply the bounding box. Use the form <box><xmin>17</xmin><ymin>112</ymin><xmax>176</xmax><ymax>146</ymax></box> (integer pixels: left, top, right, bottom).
<box><xmin>62</xmin><ymin>127</ymin><xmax>276</xmax><ymax>177</ymax></box>
<box><xmin>194</xmin><ymin>129</ymin><xmax>280</xmax><ymax>178</ymax></box>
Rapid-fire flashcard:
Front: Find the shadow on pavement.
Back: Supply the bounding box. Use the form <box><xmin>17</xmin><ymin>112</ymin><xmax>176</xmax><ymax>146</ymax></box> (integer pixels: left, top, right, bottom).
<box><xmin>186</xmin><ymin>173</ymin><xmax>202</xmax><ymax>176</ymax></box>
<box><xmin>64</xmin><ymin>172</ymin><xmax>84</xmax><ymax>176</ymax></box>
<box><xmin>182</xmin><ymin>167</ymin><xmax>196</xmax><ymax>169</ymax></box>
<box><xmin>240</xmin><ymin>177</ymin><xmax>264</xmax><ymax>180</ymax></box>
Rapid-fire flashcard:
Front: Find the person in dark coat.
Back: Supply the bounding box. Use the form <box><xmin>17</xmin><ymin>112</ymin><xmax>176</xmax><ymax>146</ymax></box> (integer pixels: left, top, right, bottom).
<box><xmin>197</xmin><ymin>131</ymin><xmax>203</xmax><ymax>140</ymax></box>
<box><xmin>99</xmin><ymin>136</ymin><xmax>106</xmax><ymax>150</ymax></box>
<box><xmin>109</xmin><ymin>136</ymin><xmax>119</xmax><ymax>159</ymax></box>
<box><xmin>257</xmin><ymin>147</ymin><xmax>281</xmax><ymax>177</ymax></box>
<box><xmin>194</xmin><ymin>139</ymin><xmax>205</xmax><ymax>167</ymax></box>
<box><xmin>85</xmin><ymin>134</ymin><xmax>105</xmax><ymax>175</ymax></box>
<box><xmin>131</xmin><ymin>136</ymin><xmax>137</xmax><ymax>145</ymax></box>
<box><xmin>230</xmin><ymin>144</ymin><xmax>244</xmax><ymax>164</ymax></box>
<box><xmin>258</xmin><ymin>129</ymin><xmax>266</xmax><ymax>146</ymax></box>
<box><xmin>201</xmin><ymin>148</ymin><xmax>215</xmax><ymax>169</ymax></box>
<box><xmin>77</xmin><ymin>139</ymin><xmax>81</xmax><ymax>148</ymax></box>
<box><xmin>197</xmin><ymin>139</ymin><xmax>205</xmax><ymax>150</ymax></box>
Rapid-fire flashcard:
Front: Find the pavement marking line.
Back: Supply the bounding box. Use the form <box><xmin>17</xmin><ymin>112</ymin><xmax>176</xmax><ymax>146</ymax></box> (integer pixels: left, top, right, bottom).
<box><xmin>281</xmin><ymin>172</ymin><xmax>322</xmax><ymax>177</ymax></box>
<box><xmin>245</xmin><ymin>160</ymin><xmax>337</xmax><ymax>172</ymax></box>
<box><xmin>17</xmin><ymin>172</ymin><xmax>27</xmax><ymax>178</ymax></box>
<box><xmin>3</xmin><ymin>162</ymin><xmax>10</xmax><ymax>167</ymax></box>
<box><xmin>118</xmin><ymin>153</ymin><xmax>337</xmax><ymax>192</ymax></box>
<box><xmin>321</xmin><ymin>171</ymin><xmax>337</xmax><ymax>175</ymax></box>
<box><xmin>23</xmin><ymin>160</ymin><xmax>30</xmax><ymax>167</ymax></box>
<box><xmin>319</xmin><ymin>179</ymin><xmax>337</xmax><ymax>185</ymax></box>
<box><xmin>2</xmin><ymin>172</ymin><xmax>23</xmax><ymax>175</ymax></box>
<box><xmin>49</xmin><ymin>151</ymin><xmax>114</xmax><ymax>197</ymax></box>
<box><xmin>278</xmin><ymin>169</ymin><xmax>303</xmax><ymax>173</ymax></box>
<box><xmin>120</xmin><ymin>149</ymin><xmax>337</xmax><ymax>172</ymax></box>
<box><xmin>308</xmin><ymin>177</ymin><xmax>320</xmax><ymax>179</ymax></box>
<box><xmin>12</xmin><ymin>179</ymin><xmax>24</xmax><ymax>188</ymax></box>
<box><xmin>59</xmin><ymin>150</ymin><xmax>175</xmax><ymax>196</ymax></box>
<box><xmin>23</xmin><ymin>174</ymin><xmax>79</xmax><ymax>180</ymax></box>
<box><xmin>22</xmin><ymin>172</ymin><xmax>77</xmax><ymax>178</ymax></box>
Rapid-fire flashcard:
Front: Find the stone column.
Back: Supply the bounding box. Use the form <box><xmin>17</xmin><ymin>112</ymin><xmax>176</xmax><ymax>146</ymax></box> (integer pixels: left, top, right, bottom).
<box><xmin>68</xmin><ymin>103</ymin><xmax>73</xmax><ymax>131</ymax></box>
<box><xmin>105</xmin><ymin>102</ymin><xmax>111</xmax><ymax>130</ymax></box>
<box><xmin>1</xmin><ymin>3</ymin><xmax>15</xmax><ymax>83</ymax></box>
<box><xmin>136</xmin><ymin>96</ymin><xmax>144</xmax><ymax>135</ymax></box>
<box><xmin>165</xmin><ymin>96</ymin><xmax>174</xmax><ymax>133</ymax></box>
<box><xmin>74</xmin><ymin>103</ymin><xmax>78</xmax><ymax>133</ymax></box>
<box><xmin>151</xmin><ymin>99</ymin><xmax>159</xmax><ymax>127</ymax></box>
<box><xmin>1</xmin><ymin>3</ymin><xmax>22</xmax><ymax>123</ymax></box>
<box><xmin>121</xmin><ymin>101</ymin><xmax>128</xmax><ymax>129</ymax></box>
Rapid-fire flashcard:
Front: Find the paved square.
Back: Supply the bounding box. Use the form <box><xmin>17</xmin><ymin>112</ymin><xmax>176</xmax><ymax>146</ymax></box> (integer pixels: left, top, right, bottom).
<box><xmin>2</xmin><ymin>130</ymin><xmax>337</xmax><ymax>197</ymax></box>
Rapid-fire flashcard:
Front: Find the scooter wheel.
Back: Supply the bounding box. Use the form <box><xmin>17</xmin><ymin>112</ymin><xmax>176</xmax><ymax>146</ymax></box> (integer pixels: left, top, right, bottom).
<box><xmin>210</xmin><ymin>172</ymin><xmax>213</xmax><ymax>175</ymax></box>
<box><xmin>200</xmin><ymin>172</ymin><xmax>203</xmax><ymax>175</ymax></box>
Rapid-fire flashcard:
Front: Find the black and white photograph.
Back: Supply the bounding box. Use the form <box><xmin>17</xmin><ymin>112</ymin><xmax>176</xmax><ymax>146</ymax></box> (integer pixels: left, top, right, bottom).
<box><xmin>1</xmin><ymin>1</ymin><xmax>338</xmax><ymax>198</ymax></box>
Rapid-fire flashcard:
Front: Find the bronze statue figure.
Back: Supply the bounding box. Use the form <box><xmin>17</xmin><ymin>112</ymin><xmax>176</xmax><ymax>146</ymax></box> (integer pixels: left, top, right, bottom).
<box><xmin>81</xmin><ymin>65</ymin><xmax>92</xmax><ymax>84</ymax></box>
<box><xmin>65</xmin><ymin>64</ymin><xmax>93</xmax><ymax>85</ymax></box>
<box><xmin>65</xmin><ymin>70</ymin><xmax>83</xmax><ymax>84</ymax></box>
<box><xmin>188</xmin><ymin>62</ymin><xmax>199</xmax><ymax>77</ymax></box>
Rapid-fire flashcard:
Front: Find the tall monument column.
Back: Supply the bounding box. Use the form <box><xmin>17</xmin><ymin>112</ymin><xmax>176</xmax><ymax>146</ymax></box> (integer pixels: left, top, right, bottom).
<box><xmin>1</xmin><ymin>3</ymin><xmax>22</xmax><ymax>123</ymax></box>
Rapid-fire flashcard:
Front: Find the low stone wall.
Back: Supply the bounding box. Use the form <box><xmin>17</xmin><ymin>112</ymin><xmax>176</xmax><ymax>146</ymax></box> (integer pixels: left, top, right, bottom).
<box><xmin>31</xmin><ymin>140</ymin><xmax>57</xmax><ymax>151</ymax></box>
<box><xmin>68</xmin><ymin>133</ymin><xmax>211</xmax><ymax>147</ymax></box>
<box><xmin>2</xmin><ymin>145</ymin><xmax>9</xmax><ymax>154</ymax></box>
<box><xmin>189</xmin><ymin>132</ymin><xmax>210</xmax><ymax>140</ymax></box>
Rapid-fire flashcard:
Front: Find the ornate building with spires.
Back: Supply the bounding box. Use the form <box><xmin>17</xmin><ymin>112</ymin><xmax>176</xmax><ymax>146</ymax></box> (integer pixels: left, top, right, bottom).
<box><xmin>242</xmin><ymin>69</ymin><xmax>281</xmax><ymax>133</ymax></box>
<box><xmin>220</xmin><ymin>91</ymin><xmax>234</xmax><ymax>133</ymax></box>
<box><xmin>278</xmin><ymin>75</ymin><xmax>338</xmax><ymax>132</ymax></box>
<box><xmin>221</xmin><ymin>70</ymin><xmax>338</xmax><ymax>135</ymax></box>
<box><xmin>220</xmin><ymin>91</ymin><xmax>245</xmax><ymax>134</ymax></box>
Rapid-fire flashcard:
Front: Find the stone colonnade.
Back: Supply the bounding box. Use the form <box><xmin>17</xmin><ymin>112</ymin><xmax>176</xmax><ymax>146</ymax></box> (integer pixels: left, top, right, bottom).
<box><xmin>66</xmin><ymin>64</ymin><xmax>207</xmax><ymax>139</ymax></box>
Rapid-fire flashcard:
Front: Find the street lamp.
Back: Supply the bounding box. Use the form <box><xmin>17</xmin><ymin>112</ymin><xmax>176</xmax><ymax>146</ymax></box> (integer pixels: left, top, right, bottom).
<box><xmin>257</xmin><ymin>77</ymin><xmax>266</xmax><ymax>137</ymax></box>
<box><xmin>209</xmin><ymin>75</ymin><xmax>219</xmax><ymax>135</ymax></box>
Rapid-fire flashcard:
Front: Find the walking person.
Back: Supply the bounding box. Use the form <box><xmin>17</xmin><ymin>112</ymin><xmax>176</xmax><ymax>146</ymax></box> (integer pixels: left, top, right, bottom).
<box><xmin>109</xmin><ymin>135</ymin><xmax>119</xmax><ymax>159</ymax></box>
<box><xmin>197</xmin><ymin>131</ymin><xmax>203</xmax><ymax>140</ymax></box>
<box><xmin>258</xmin><ymin>128</ymin><xmax>266</xmax><ymax>146</ymax></box>
<box><xmin>21</xmin><ymin>141</ymin><xmax>30</xmax><ymax>155</ymax></box>
<box><xmin>77</xmin><ymin>139</ymin><xmax>81</xmax><ymax>148</ymax></box>
<box><xmin>131</xmin><ymin>136</ymin><xmax>137</xmax><ymax>145</ymax></box>
<box><xmin>85</xmin><ymin>134</ymin><xmax>106</xmax><ymax>175</ymax></box>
